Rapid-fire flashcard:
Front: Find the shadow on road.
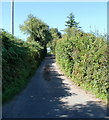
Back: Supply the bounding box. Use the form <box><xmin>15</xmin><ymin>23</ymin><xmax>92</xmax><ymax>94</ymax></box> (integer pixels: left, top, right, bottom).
<box><xmin>41</xmin><ymin>54</ymin><xmax>107</xmax><ymax>118</ymax></box>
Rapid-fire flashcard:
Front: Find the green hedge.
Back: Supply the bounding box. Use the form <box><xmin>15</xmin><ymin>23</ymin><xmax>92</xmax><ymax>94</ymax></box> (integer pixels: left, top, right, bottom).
<box><xmin>2</xmin><ymin>29</ymin><xmax>46</xmax><ymax>103</ymax></box>
<box><xmin>55</xmin><ymin>28</ymin><xmax>108</xmax><ymax>100</ymax></box>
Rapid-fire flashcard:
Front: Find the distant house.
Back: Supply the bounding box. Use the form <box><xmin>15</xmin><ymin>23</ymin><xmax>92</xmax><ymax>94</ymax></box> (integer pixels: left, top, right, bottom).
<box><xmin>47</xmin><ymin>47</ymin><xmax>51</xmax><ymax>53</ymax></box>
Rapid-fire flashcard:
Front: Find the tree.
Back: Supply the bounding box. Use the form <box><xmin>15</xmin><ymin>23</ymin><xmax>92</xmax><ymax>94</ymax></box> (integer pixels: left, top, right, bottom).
<box><xmin>65</xmin><ymin>13</ymin><xmax>81</xmax><ymax>29</ymax></box>
<box><xmin>19</xmin><ymin>14</ymin><xmax>52</xmax><ymax>47</ymax></box>
<box><xmin>47</xmin><ymin>28</ymin><xmax>62</xmax><ymax>54</ymax></box>
<box><xmin>50</xmin><ymin>28</ymin><xmax>61</xmax><ymax>40</ymax></box>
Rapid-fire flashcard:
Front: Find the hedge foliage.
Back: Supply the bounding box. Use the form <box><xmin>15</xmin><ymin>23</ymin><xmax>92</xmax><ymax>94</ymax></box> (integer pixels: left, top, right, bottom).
<box><xmin>2</xmin><ymin>29</ymin><xmax>46</xmax><ymax>102</ymax></box>
<box><xmin>55</xmin><ymin>28</ymin><xmax>108</xmax><ymax>98</ymax></box>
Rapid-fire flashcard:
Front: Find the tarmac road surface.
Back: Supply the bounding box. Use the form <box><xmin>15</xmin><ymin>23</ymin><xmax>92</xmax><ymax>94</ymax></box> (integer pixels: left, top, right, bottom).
<box><xmin>2</xmin><ymin>55</ymin><xmax>108</xmax><ymax>118</ymax></box>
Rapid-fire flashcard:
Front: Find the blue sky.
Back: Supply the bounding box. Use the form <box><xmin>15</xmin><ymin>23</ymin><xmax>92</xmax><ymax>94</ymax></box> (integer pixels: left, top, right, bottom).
<box><xmin>1</xmin><ymin>2</ymin><xmax>107</xmax><ymax>41</ymax></box>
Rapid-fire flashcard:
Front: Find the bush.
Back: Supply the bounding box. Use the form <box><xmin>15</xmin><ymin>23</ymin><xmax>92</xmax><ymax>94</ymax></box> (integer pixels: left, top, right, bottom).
<box><xmin>55</xmin><ymin>28</ymin><xmax>108</xmax><ymax>100</ymax></box>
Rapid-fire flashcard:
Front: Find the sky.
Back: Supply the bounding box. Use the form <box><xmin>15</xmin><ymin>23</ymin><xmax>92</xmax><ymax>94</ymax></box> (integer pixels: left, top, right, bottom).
<box><xmin>1</xmin><ymin>1</ymin><xmax>107</xmax><ymax>41</ymax></box>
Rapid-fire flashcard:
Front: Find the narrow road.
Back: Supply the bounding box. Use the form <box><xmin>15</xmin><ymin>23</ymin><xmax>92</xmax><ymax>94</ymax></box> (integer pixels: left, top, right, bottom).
<box><xmin>3</xmin><ymin>55</ymin><xmax>108</xmax><ymax>118</ymax></box>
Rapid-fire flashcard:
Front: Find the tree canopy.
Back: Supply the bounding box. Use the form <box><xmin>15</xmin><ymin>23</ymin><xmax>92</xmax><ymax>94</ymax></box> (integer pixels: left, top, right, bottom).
<box><xmin>47</xmin><ymin>28</ymin><xmax>62</xmax><ymax>54</ymax></box>
<box><xmin>19</xmin><ymin>14</ymin><xmax>52</xmax><ymax>47</ymax></box>
<box><xmin>50</xmin><ymin>28</ymin><xmax>62</xmax><ymax>40</ymax></box>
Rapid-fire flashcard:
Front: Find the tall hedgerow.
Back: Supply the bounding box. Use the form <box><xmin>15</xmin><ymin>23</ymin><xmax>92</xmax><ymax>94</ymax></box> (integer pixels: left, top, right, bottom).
<box><xmin>55</xmin><ymin>27</ymin><xmax>108</xmax><ymax>100</ymax></box>
<box><xmin>2</xmin><ymin>29</ymin><xmax>46</xmax><ymax>103</ymax></box>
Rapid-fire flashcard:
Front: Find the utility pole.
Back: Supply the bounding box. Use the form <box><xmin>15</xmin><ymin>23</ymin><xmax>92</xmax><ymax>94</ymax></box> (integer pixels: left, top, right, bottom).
<box><xmin>11</xmin><ymin>0</ymin><xmax>14</xmax><ymax>35</ymax></box>
<box><xmin>107</xmin><ymin>1</ymin><xmax>109</xmax><ymax>43</ymax></box>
